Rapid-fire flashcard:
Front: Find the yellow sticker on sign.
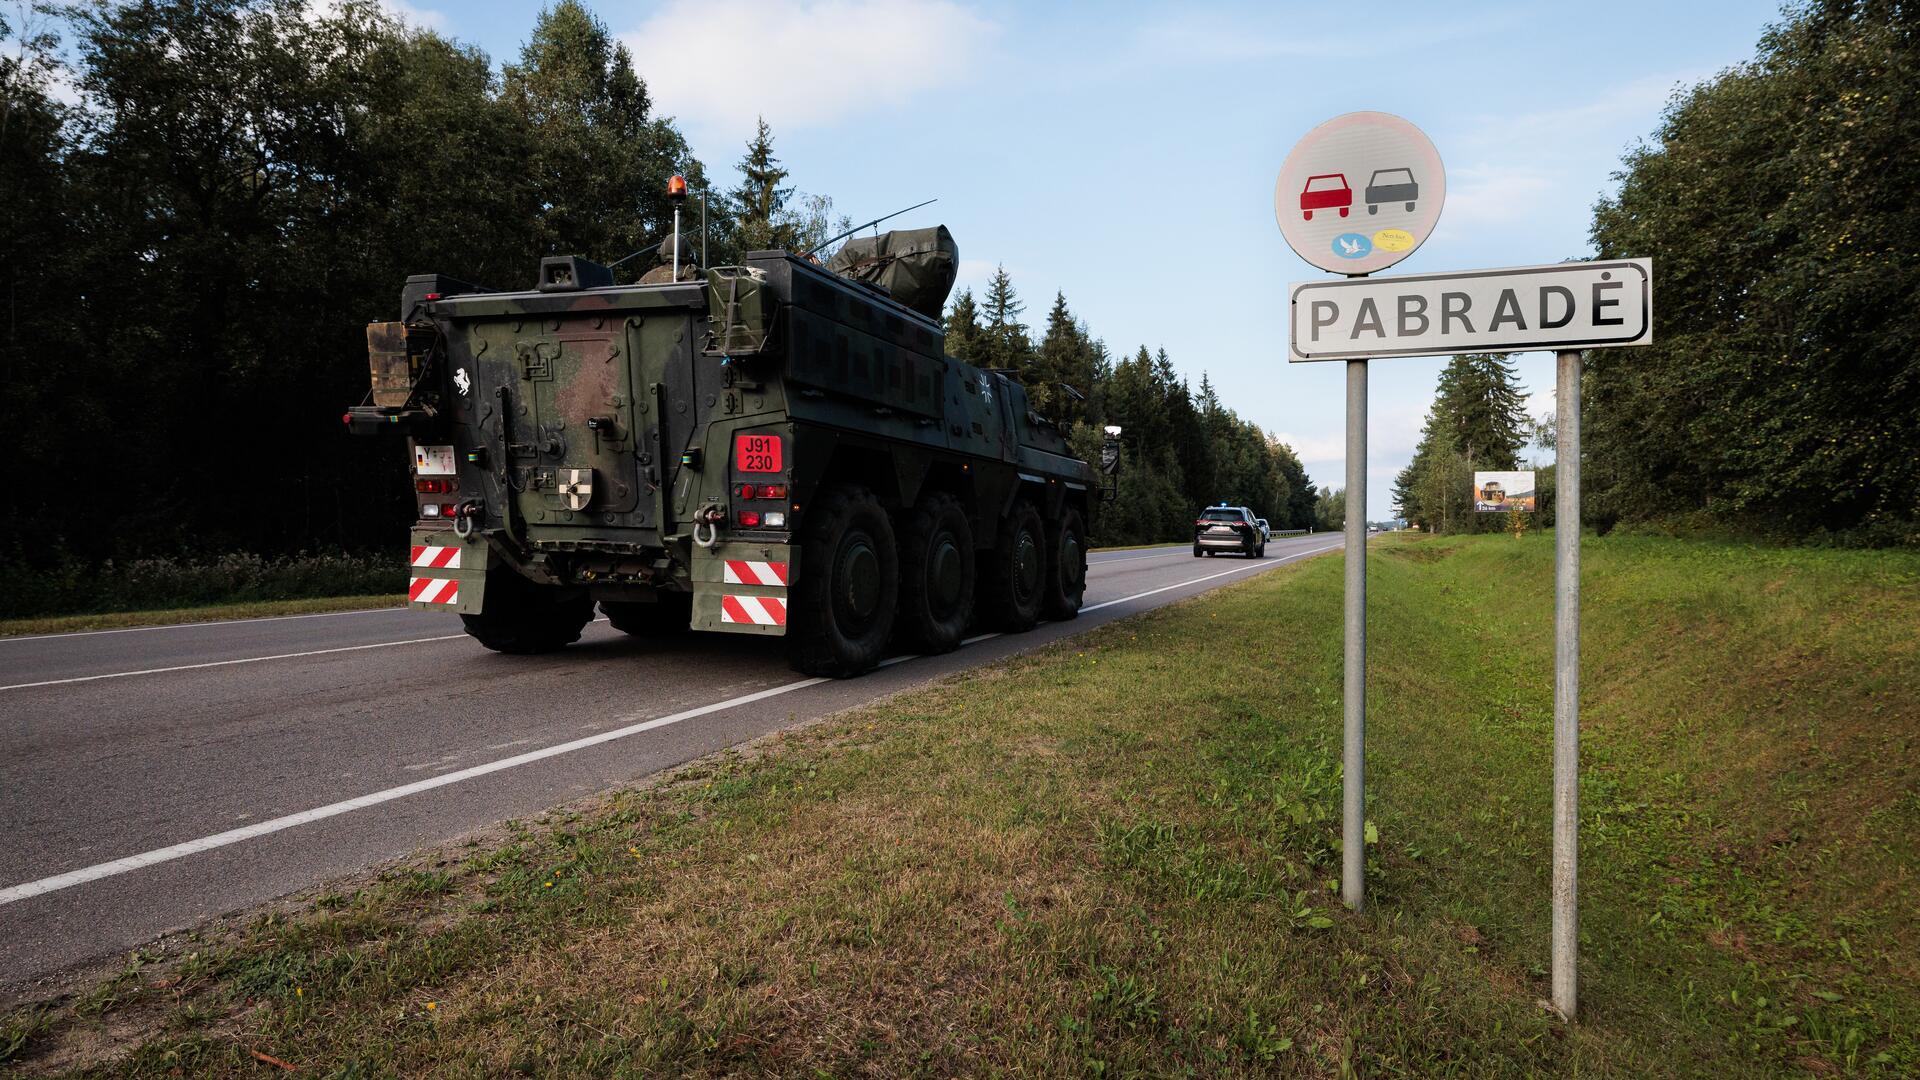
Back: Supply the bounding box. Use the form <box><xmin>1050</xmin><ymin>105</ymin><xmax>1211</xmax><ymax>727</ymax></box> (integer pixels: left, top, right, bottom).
<box><xmin>1371</xmin><ymin>228</ymin><xmax>1415</xmax><ymax>252</ymax></box>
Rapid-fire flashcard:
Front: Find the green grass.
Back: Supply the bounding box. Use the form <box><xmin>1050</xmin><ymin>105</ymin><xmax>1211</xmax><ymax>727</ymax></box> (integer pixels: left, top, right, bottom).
<box><xmin>0</xmin><ymin>595</ymin><xmax>407</xmax><ymax>637</ymax></box>
<box><xmin>5</xmin><ymin>533</ymin><xmax>1915</xmax><ymax>1076</ymax></box>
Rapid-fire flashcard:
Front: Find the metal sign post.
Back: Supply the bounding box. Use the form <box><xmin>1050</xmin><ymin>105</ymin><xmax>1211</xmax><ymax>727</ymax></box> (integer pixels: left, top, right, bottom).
<box><xmin>1551</xmin><ymin>349</ymin><xmax>1582</xmax><ymax>1017</ymax></box>
<box><xmin>1342</xmin><ymin>358</ymin><xmax>1368</xmax><ymax>910</ymax></box>
<box><xmin>1288</xmin><ymin>256</ymin><xmax>1651</xmax><ymax>1012</ymax></box>
<box><xmin>1275</xmin><ymin>111</ymin><xmax>1447</xmax><ymax>916</ymax></box>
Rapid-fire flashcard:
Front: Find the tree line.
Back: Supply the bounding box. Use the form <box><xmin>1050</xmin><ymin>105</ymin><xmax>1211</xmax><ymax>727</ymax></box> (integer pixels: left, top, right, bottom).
<box><xmin>0</xmin><ymin>0</ymin><xmax>1314</xmax><ymax>594</ymax></box>
<box><xmin>1400</xmin><ymin>1</ymin><xmax>1915</xmax><ymax>546</ymax></box>
<box><xmin>943</xmin><ymin>269</ymin><xmax>1318</xmax><ymax>544</ymax></box>
<box><xmin>1585</xmin><ymin>0</ymin><xmax>1917</xmax><ymax>545</ymax></box>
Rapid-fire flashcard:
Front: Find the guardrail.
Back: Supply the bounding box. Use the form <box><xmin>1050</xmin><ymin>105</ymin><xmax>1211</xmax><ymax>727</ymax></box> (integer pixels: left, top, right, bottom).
<box><xmin>1272</xmin><ymin>529</ymin><xmax>1310</xmax><ymax>538</ymax></box>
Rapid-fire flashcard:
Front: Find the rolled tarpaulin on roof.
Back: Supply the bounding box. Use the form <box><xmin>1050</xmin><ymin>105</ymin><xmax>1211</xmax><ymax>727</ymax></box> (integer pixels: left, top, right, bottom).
<box><xmin>825</xmin><ymin>225</ymin><xmax>958</xmax><ymax>321</ymax></box>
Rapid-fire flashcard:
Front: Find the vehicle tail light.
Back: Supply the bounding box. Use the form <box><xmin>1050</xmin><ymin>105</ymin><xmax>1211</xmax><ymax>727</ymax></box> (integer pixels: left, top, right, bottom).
<box><xmin>416</xmin><ymin>478</ymin><xmax>457</xmax><ymax>494</ymax></box>
<box><xmin>421</xmin><ymin>504</ymin><xmax>441</xmax><ymax>518</ymax></box>
<box><xmin>440</xmin><ymin>504</ymin><xmax>455</xmax><ymax>517</ymax></box>
<box><xmin>737</xmin><ymin>510</ymin><xmax>761</xmax><ymax>528</ymax></box>
<box><xmin>763</xmin><ymin>511</ymin><xmax>786</xmax><ymax>528</ymax></box>
<box><xmin>738</xmin><ymin>483</ymin><xmax>758</xmax><ymax>500</ymax></box>
<box><xmin>759</xmin><ymin>484</ymin><xmax>787</xmax><ymax>500</ymax></box>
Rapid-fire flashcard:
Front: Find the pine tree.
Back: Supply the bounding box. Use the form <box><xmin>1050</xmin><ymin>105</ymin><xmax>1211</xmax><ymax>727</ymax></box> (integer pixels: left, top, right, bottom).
<box><xmin>978</xmin><ymin>266</ymin><xmax>1032</xmax><ymax>374</ymax></box>
<box><xmin>729</xmin><ymin>117</ymin><xmax>800</xmax><ymax>254</ymax></box>
<box><xmin>943</xmin><ymin>289</ymin><xmax>987</xmax><ymax>365</ymax></box>
<box><xmin>1432</xmin><ymin>353</ymin><xmax>1528</xmax><ymax>468</ymax></box>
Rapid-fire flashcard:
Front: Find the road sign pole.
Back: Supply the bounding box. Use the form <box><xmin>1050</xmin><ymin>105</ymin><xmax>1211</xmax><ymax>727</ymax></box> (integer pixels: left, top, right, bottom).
<box><xmin>1343</xmin><ymin>357</ymin><xmax>1367</xmax><ymax>911</ymax></box>
<box><xmin>1551</xmin><ymin>348</ymin><xmax>1582</xmax><ymax>1018</ymax></box>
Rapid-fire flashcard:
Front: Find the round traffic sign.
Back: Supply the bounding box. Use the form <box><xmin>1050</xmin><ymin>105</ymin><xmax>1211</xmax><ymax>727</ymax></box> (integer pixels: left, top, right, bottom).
<box><xmin>1275</xmin><ymin>111</ymin><xmax>1445</xmax><ymax>276</ymax></box>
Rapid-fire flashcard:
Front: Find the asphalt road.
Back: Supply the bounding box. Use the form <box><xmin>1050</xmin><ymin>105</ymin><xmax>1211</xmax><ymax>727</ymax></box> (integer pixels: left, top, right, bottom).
<box><xmin>0</xmin><ymin>533</ymin><xmax>1341</xmax><ymax>990</ymax></box>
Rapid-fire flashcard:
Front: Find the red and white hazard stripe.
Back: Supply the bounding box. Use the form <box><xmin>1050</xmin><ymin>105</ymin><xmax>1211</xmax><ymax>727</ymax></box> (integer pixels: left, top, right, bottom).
<box><xmin>721</xmin><ymin>560</ymin><xmax>788</xmax><ymax>587</ymax></box>
<box><xmin>719</xmin><ymin>594</ymin><xmax>787</xmax><ymax>626</ymax></box>
<box><xmin>409</xmin><ymin>577</ymin><xmax>460</xmax><ymax>605</ymax></box>
<box><xmin>410</xmin><ymin>545</ymin><xmax>462</xmax><ymax>570</ymax></box>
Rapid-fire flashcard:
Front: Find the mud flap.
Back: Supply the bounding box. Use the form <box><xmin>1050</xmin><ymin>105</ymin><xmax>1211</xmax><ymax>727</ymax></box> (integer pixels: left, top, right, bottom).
<box><xmin>408</xmin><ymin>527</ymin><xmax>492</xmax><ymax>615</ymax></box>
<box><xmin>690</xmin><ymin>540</ymin><xmax>795</xmax><ymax>636</ymax></box>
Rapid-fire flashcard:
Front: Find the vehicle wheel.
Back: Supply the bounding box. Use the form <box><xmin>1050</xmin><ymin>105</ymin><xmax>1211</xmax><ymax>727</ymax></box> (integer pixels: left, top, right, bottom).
<box><xmin>978</xmin><ymin>500</ymin><xmax>1045</xmax><ymax>632</ymax></box>
<box><xmin>461</xmin><ymin>570</ymin><xmax>593</xmax><ymax>654</ymax></box>
<box><xmin>1255</xmin><ymin>542</ymin><xmax>1267</xmax><ymax>558</ymax></box>
<box><xmin>1041</xmin><ymin>506</ymin><xmax>1087</xmax><ymax>621</ymax></box>
<box><xmin>1367</xmin><ymin>204</ymin><xmax>1378</xmax><ymax>214</ymax></box>
<box><xmin>1405</xmin><ymin>201</ymin><xmax>1416</xmax><ymax>212</ymax></box>
<box><xmin>1193</xmin><ymin>545</ymin><xmax>1203</xmax><ymax>558</ymax></box>
<box><xmin>788</xmin><ymin>484</ymin><xmax>898</xmax><ymax>677</ymax></box>
<box><xmin>1339</xmin><ymin>206</ymin><xmax>1350</xmax><ymax>217</ymax></box>
<box><xmin>601</xmin><ymin>593</ymin><xmax>691</xmax><ymax>637</ymax></box>
<box><xmin>896</xmin><ymin>491</ymin><xmax>975</xmax><ymax>654</ymax></box>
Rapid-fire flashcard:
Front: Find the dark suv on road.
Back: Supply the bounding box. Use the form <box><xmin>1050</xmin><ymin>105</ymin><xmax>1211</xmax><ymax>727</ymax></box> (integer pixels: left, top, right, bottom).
<box><xmin>1193</xmin><ymin>504</ymin><xmax>1265</xmax><ymax>558</ymax></box>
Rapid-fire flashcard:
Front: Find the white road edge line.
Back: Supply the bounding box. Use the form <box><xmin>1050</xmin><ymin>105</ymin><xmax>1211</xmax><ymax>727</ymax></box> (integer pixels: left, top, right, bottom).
<box><xmin>0</xmin><ymin>676</ymin><xmax>831</xmax><ymax>906</ymax></box>
<box><xmin>0</xmin><ymin>540</ymin><xmax>1342</xmax><ymax>905</ymax></box>
<box><xmin>1084</xmin><ymin>541</ymin><xmax>1339</xmax><ymax>612</ymax></box>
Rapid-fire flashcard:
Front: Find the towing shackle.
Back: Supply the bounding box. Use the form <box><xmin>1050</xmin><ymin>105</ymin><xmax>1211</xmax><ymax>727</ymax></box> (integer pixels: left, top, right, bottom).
<box><xmin>692</xmin><ymin>503</ymin><xmax>725</xmax><ymax>549</ymax></box>
<box><xmin>452</xmin><ymin>499</ymin><xmax>485</xmax><ymax>538</ymax></box>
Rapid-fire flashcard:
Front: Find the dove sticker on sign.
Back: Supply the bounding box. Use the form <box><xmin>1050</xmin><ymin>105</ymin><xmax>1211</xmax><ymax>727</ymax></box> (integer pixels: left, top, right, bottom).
<box><xmin>1274</xmin><ymin>111</ymin><xmax>1445</xmax><ymax>276</ymax></box>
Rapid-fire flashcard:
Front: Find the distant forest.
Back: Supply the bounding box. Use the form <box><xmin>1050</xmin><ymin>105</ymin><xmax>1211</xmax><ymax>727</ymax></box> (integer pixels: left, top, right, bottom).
<box><xmin>0</xmin><ymin>0</ymin><xmax>1314</xmax><ymax>593</ymax></box>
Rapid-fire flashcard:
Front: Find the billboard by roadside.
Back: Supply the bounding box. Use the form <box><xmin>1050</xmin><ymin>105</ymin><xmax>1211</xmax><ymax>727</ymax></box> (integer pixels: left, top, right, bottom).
<box><xmin>1474</xmin><ymin>470</ymin><xmax>1536</xmax><ymax>512</ymax></box>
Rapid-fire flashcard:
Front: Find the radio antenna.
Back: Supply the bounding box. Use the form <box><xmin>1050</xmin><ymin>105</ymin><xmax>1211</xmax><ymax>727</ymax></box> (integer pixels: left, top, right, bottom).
<box><xmin>804</xmin><ymin>198</ymin><xmax>937</xmax><ymax>257</ymax></box>
<box><xmin>607</xmin><ymin>239</ymin><xmax>665</xmax><ymax>271</ymax></box>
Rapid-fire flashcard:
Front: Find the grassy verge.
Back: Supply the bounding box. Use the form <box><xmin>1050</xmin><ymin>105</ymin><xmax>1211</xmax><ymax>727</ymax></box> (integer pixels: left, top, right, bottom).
<box><xmin>5</xmin><ymin>534</ymin><xmax>1915</xmax><ymax>1076</ymax></box>
<box><xmin>0</xmin><ymin>595</ymin><xmax>408</xmax><ymax>638</ymax></box>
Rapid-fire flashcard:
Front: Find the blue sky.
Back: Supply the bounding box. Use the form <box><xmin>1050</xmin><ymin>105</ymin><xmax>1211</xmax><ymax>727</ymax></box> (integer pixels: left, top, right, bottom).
<box><xmin>384</xmin><ymin>0</ymin><xmax>1784</xmax><ymax>518</ymax></box>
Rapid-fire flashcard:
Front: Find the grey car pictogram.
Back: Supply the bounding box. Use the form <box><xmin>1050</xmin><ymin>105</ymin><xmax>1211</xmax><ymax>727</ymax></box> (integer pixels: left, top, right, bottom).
<box><xmin>1365</xmin><ymin>168</ymin><xmax>1418</xmax><ymax>214</ymax></box>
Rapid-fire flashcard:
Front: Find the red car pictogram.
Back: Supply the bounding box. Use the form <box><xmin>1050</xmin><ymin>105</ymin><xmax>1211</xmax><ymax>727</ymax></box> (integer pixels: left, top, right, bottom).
<box><xmin>1300</xmin><ymin>173</ymin><xmax>1352</xmax><ymax>220</ymax></box>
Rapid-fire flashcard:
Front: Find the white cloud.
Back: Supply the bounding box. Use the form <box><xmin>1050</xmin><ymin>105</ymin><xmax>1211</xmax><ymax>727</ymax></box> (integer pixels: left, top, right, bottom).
<box><xmin>617</xmin><ymin>0</ymin><xmax>995</xmax><ymax>141</ymax></box>
<box><xmin>1431</xmin><ymin>72</ymin><xmax>1699</xmax><ymax>245</ymax></box>
<box><xmin>380</xmin><ymin>0</ymin><xmax>447</xmax><ymax>31</ymax></box>
<box><xmin>1127</xmin><ymin>8</ymin><xmax>1524</xmax><ymax>67</ymax></box>
<box><xmin>1431</xmin><ymin>164</ymin><xmax>1554</xmax><ymax>234</ymax></box>
<box><xmin>312</xmin><ymin>0</ymin><xmax>447</xmax><ymax>31</ymax></box>
<box><xmin>1275</xmin><ymin>431</ymin><xmax>1343</xmax><ymax>463</ymax></box>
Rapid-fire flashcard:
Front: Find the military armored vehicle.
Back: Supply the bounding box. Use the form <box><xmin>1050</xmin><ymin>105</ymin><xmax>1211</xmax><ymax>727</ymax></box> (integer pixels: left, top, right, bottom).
<box><xmin>347</xmin><ymin>191</ymin><xmax>1097</xmax><ymax>677</ymax></box>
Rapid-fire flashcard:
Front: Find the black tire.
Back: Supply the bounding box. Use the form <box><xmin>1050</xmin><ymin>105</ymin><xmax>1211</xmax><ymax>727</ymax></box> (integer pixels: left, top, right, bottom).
<box><xmin>1041</xmin><ymin>506</ymin><xmax>1087</xmax><ymax>621</ymax></box>
<box><xmin>787</xmin><ymin>485</ymin><xmax>898</xmax><ymax>677</ymax></box>
<box><xmin>1255</xmin><ymin>541</ymin><xmax>1266</xmax><ymax>558</ymax></box>
<box><xmin>896</xmin><ymin>492</ymin><xmax>975</xmax><ymax>654</ymax></box>
<box><xmin>601</xmin><ymin>593</ymin><xmax>692</xmax><ymax>637</ymax></box>
<box><xmin>978</xmin><ymin>500</ymin><xmax>1045</xmax><ymax>632</ymax></box>
<box><xmin>1193</xmin><ymin>545</ymin><xmax>1203</xmax><ymax>558</ymax></box>
<box><xmin>460</xmin><ymin>571</ymin><xmax>593</xmax><ymax>654</ymax></box>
